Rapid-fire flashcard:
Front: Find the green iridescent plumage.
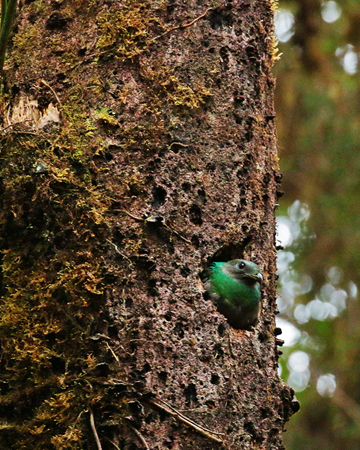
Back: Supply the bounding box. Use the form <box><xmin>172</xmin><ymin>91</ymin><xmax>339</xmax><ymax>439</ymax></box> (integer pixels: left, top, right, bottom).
<box><xmin>204</xmin><ymin>259</ymin><xmax>263</xmax><ymax>330</ymax></box>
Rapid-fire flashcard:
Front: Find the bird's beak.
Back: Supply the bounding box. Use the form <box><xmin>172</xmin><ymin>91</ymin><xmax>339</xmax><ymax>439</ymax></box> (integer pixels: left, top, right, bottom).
<box><xmin>247</xmin><ymin>273</ymin><xmax>263</xmax><ymax>283</ymax></box>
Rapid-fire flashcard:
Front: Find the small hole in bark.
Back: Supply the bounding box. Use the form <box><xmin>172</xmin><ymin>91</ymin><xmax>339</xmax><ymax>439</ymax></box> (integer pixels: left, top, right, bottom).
<box><xmin>237</xmin><ymin>165</ymin><xmax>248</xmax><ymax>178</ymax></box>
<box><xmin>197</xmin><ymin>188</ymin><xmax>207</xmax><ymax>204</ymax></box>
<box><xmin>213</xmin><ymin>343</ymin><xmax>224</xmax><ymax>359</ymax></box>
<box><xmin>174</xmin><ymin>323</ymin><xmax>184</xmax><ymax>338</ymax></box>
<box><xmin>240</xmin><ymin>197</ymin><xmax>248</xmax><ymax>207</ymax></box>
<box><xmin>125</xmin><ymin>297</ymin><xmax>133</xmax><ymax>308</ymax></box>
<box><xmin>145</xmin><ymin>411</ymin><xmax>159</xmax><ymax>423</ymax></box>
<box><xmin>148</xmin><ymin>279</ymin><xmax>158</xmax><ymax>296</ymax></box>
<box><xmin>11</xmin><ymin>84</ymin><xmax>20</xmax><ymax>95</ymax></box>
<box><xmin>269</xmin><ymin>427</ymin><xmax>280</xmax><ymax>437</ymax></box>
<box><xmin>245</xmin><ymin>131</ymin><xmax>253</xmax><ymax>141</ymax></box>
<box><xmin>234</xmin><ymin>98</ymin><xmax>244</xmax><ymax>109</ymax></box>
<box><xmin>104</xmin><ymin>152</ymin><xmax>113</xmax><ymax>161</ymax></box>
<box><xmin>209</xmin><ymin>9</ymin><xmax>233</xmax><ymax>30</ymax></box>
<box><xmin>107</xmin><ymin>325</ymin><xmax>118</xmax><ymax>339</ymax></box>
<box><xmin>246</xmin><ymin>46</ymin><xmax>257</xmax><ymax>60</ymax></box>
<box><xmin>95</xmin><ymin>362</ymin><xmax>109</xmax><ymax>377</ymax></box>
<box><xmin>191</xmin><ymin>234</ymin><xmax>200</xmax><ymax>247</ymax></box>
<box><xmin>110</xmin><ymin>382</ymin><xmax>127</xmax><ymax>394</ymax></box>
<box><xmin>218</xmin><ymin>323</ymin><xmax>226</xmax><ymax>336</ymax></box>
<box><xmin>206</xmin><ymin>400</ymin><xmax>216</xmax><ymax>409</ymax></box>
<box><xmin>213</xmin><ymin>223</ymin><xmax>226</xmax><ymax>230</ymax></box>
<box><xmin>152</xmin><ymin>186</ymin><xmax>167</xmax><ymax>207</ymax></box>
<box><xmin>135</xmin><ymin>255</ymin><xmax>156</xmax><ymax>272</ymax></box>
<box><xmin>258</xmin><ymin>332</ymin><xmax>268</xmax><ymax>343</ymax></box>
<box><xmin>211</xmin><ymin>374</ymin><xmax>220</xmax><ymax>385</ymax></box>
<box><xmin>168</xmin><ymin>241</ymin><xmax>175</xmax><ymax>255</ymax></box>
<box><xmin>189</xmin><ymin>204</ymin><xmax>203</xmax><ymax>225</ymax></box>
<box><xmin>184</xmin><ymin>383</ymin><xmax>198</xmax><ymax>405</ymax></box>
<box><xmin>50</xmin><ymin>357</ymin><xmax>66</xmax><ymax>374</ymax></box>
<box><xmin>143</xmin><ymin>363</ymin><xmax>151</xmax><ymax>373</ymax></box>
<box><xmin>128</xmin><ymin>401</ymin><xmax>143</xmax><ymax>415</ymax></box>
<box><xmin>220</xmin><ymin>46</ymin><xmax>229</xmax><ymax>71</ymax></box>
<box><xmin>244</xmin><ymin>421</ymin><xmax>261</xmax><ymax>440</ymax></box>
<box><xmin>158</xmin><ymin>371</ymin><xmax>168</xmax><ymax>381</ymax></box>
<box><xmin>182</xmin><ymin>182</ymin><xmax>192</xmax><ymax>192</ymax></box>
<box><xmin>170</xmin><ymin>143</ymin><xmax>186</xmax><ymax>153</ymax></box>
<box><xmin>180</xmin><ymin>265</ymin><xmax>191</xmax><ymax>277</ymax></box>
<box><xmin>199</xmin><ymin>355</ymin><xmax>211</xmax><ymax>363</ymax></box>
<box><xmin>46</xmin><ymin>12</ymin><xmax>68</xmax><ymax>29</ymax></box>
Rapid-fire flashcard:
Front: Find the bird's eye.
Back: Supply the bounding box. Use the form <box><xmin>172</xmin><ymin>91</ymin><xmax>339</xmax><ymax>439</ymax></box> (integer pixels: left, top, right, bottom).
<box><xmin>238</xmin><ymin>262</ymin><xmax>245</xmax><ymax>269</ymax></box>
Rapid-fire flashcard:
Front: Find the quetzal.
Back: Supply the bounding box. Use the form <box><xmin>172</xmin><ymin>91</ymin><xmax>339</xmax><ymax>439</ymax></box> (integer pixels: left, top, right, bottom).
<box><xmin>204</xmin><ymin>259</ymin><xmax>263</xmax><ymax>330</ymax></box>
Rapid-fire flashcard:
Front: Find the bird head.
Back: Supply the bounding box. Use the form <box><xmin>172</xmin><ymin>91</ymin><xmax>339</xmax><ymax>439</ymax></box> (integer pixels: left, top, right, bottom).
<box><xmin>224</xmin><ymin>259</ymin><xmax>263</xmax><ymax>284</ymax></box>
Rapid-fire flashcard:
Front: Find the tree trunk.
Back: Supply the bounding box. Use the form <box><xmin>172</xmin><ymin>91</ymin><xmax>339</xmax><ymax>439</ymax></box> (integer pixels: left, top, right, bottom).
<box><xmin>0</xmin><ymin>0</ymin><xmax>297</xmax><ymax>449</ymax></box>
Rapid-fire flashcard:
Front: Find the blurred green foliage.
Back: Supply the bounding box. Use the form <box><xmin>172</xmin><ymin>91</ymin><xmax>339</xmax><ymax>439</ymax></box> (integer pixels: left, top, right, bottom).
<box><xmin>275</xmin><ymin>0</ymin><xmax>360</xmax><ymax>449</ymax></box>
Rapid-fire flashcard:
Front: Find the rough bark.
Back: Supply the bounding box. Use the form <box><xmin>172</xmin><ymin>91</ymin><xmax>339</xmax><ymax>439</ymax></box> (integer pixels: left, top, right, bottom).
<box><xmin>0</xmin><ymin>0</ymin><xmax>297</xmax><ymax>449</ymax></box>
